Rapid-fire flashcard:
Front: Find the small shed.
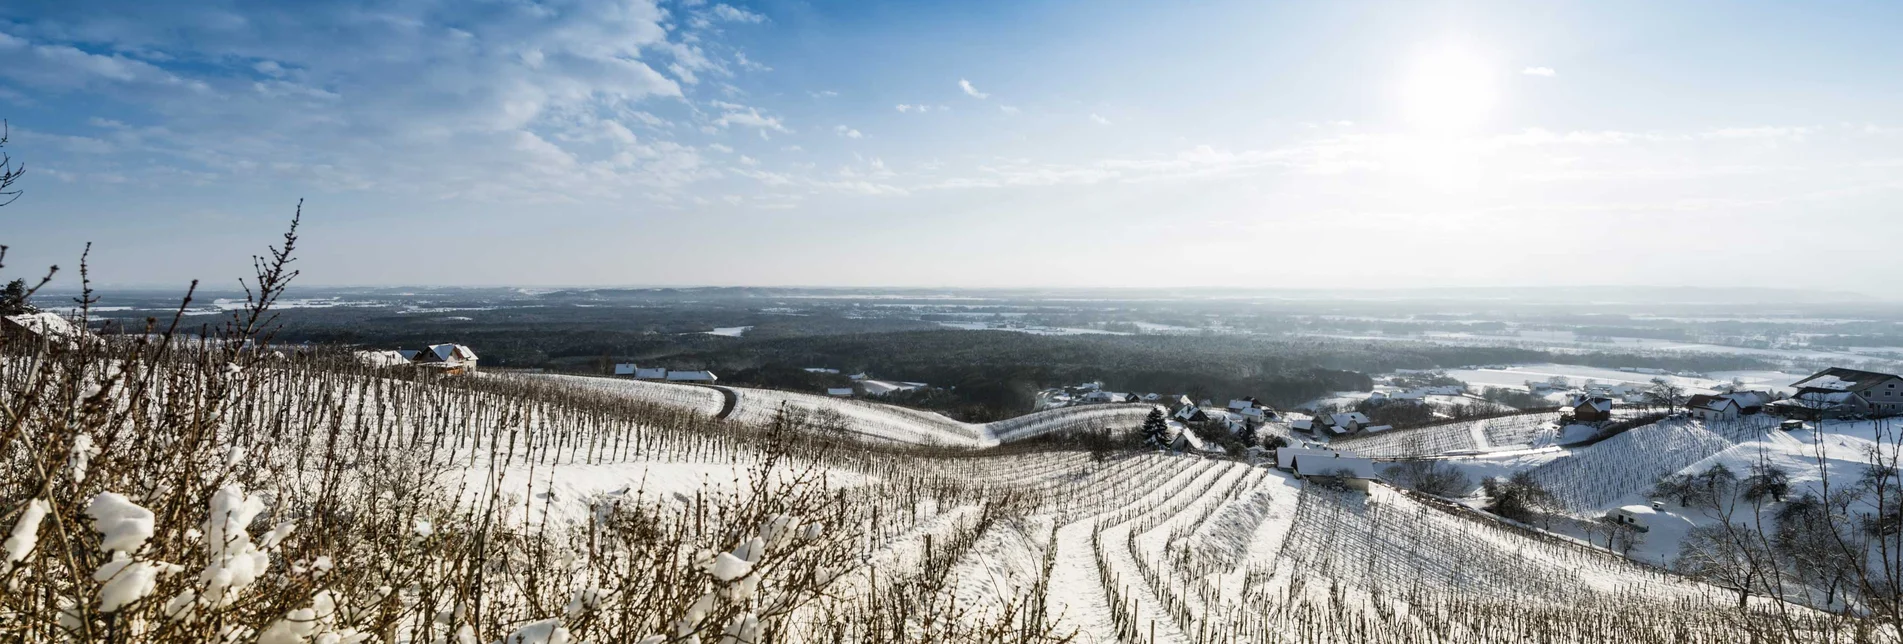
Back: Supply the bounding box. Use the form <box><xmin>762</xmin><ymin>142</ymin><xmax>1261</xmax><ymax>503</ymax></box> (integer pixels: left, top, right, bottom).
<box><xmin>1607</xmin><ymin>505</ymin><xmax>1656</xmax><ymax>532</ymax></box>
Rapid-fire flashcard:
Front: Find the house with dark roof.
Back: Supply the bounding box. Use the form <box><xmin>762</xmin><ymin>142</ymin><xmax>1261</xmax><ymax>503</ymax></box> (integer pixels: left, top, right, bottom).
<box><xmin>1567</xmin><ymin>395</ymin><xmax>1615</xmax><ymax>422</ymax></box>
<box><xmin>1771</xmin><ymin>368</ymin><xmax>1903</xmax><ymax>418</ymax></box>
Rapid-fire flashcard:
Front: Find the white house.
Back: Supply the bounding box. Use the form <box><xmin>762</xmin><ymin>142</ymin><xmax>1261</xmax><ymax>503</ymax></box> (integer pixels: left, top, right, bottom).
<box><xmin>1325</xmin><ymin>412</ymin><xmax>1371</xmax><ymax>432</ymax></box>
<box><xmin>1291</xmin><ymin>454</ymin><xmax>1380</xmax><ymax>490</ymax></box>
<box><xmin>666</xmin><ymin>370</ymin><xmax>718</xmax><ymax>383</ymax></box>
<box><xmin>1781</xmin><ymin>368</ymin><xmax>1903</xmax><ymax>417</ymax></box>
<box><xmin>1685</xmin><ymin>394</ymin><xmax>1741</xmax><ymax>421</ymax></box>
<box><xmin>1275</xmin><ymin>446</ymin><xmax>1355</xmax><ymax>471</ymax></box>
<box><xmin>415</xmin><ymin>343</ymin><xmax>479</xmax><ymax>374</ymax></box>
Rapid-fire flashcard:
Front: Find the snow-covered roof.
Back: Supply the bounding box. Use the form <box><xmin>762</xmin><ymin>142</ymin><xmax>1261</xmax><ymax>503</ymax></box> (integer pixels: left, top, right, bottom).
<box><xmin>1793</xmin><ymin>368</ymin><xmax>1902</xmax><ymax>392</ymax></box>
<box><xmin>666</xmin><ymin>370</ymin><xmax>717</xmax><ymax>382</ymax></box>
<box><xmin>635</xmin><ymin>367</ymin><xmax>668</xmax><ymax>379</ymax></box>
<box><xmin>614</xmin><ymin>363</ymin><xmax>639</xmax><ymax>375</ymax></box>
<box><xmin>1228</xmin><ymin>399</ymin><xmax>1255</xmax><ymax>411</ymax></box>
<box><xmin>1571</xmin><ymin>396</ymin><xmax>1614</xmax><ymax>413</ymax></box>
<box><xmin>1330</xmin><ymin>412</ymin><xmax>1370</xmax><ymax>426</ymax></box>
<box><xmin>4</xmin><ymin>312</ymin><xmax>80</xmax><ymax>338</ymax></box>
<box><xmin>1275</xmin><ymin>447</ymin><xmax>1336</xmax><ymax>470</ymax></box>
<box><xmin>1293</xmin><ymin>454</ymin><xmax>1378</xmax><ymax>480</ymax></box>
<box><xmin>804</xmin><ymin>367</ymin><xmax>841</xmax><ymax>374</ymax></box>
<box><xmin>1686</xmin><ymin>394</ymin><xmax>1739</xmax><ymax>413</ymax></box>
<box><xmin>826</xmin><ymin>387</ymin><xmax>854</xmax><ymax>396</ymax></box>
<box><xmin>1290</xmin><ymin>418</ymin><xmax>1313</xmax><ymax>431</ymax></box>
<box><xmin>423</xmin><ymin>343</ymin><xmax>478</xmax><ymax>364</ymax></box>
<box><xmin>1723</xmin><ymin>391</ymin><xmax>1774</xmax><ymax>407</ymax></box>
<box><xmin>1794</xmin><ymin>390</ymin><xmax>1860</xmax><ymax>404</ymax></box>
<box><xmin>355</xmin><ymin>350</ymin><xmax>411</xmax><ymax>368</ymax></box>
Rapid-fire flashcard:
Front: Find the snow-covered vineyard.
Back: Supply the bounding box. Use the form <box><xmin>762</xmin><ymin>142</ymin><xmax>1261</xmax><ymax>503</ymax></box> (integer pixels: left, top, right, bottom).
<box><xmin>0</xmin><ymin>334</ymin><xmax>1892</xmax><ymax>643</ymax></box>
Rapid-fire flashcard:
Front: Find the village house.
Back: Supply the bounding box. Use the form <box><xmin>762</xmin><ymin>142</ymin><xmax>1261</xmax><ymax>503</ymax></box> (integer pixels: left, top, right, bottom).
<box><xmin>665</xmin><ymin>370</ymin><xmax>719</xmax><ymax>383</ymax></box>
<box><xmin>1720</xmin><ymin>390</ymin><xmax>1776</xmax><ymax>414</ymax></box>
<box><xmin>413</xmin><ymin>343</ymin><xmax>479</xmax><ymax>375</ymax></box>
<box><xmin>1175</xmin><ymin>403</ymin><xmax>1209</xmax><ymax>423</ymax></box>
<box><xmin>1771</xmin><ymin>368</ymin><xmax>1903</xmax><ymax>418</ymax></box>
<box><xmin>1684</xmin><ymin>394</ymin><xmax>1741</xmax><ymax>421</ymax></box>
<box><xmin>1274</xmin><ymin>446</ymin><xmax>1349</xmax><ymax>471</ymax></box>
<box><xmin>1080</xmin><ymin>390</ymin><xmax>1136</xmax><ymax>404</ymax></box>
<box><xmin>1566</xmin><ymin>395</ymin><xmax>1615</xmax><ymax>423</ymax></box>
<box><xmin>1291</xmin><ymin>453</ymin><xmax>1380</xmax><ymax>491</ymax></box>
<box><xmin>1320</xmin><ymin>412</ymin><xmax>1371</xmax><ymax>433</ymax></box>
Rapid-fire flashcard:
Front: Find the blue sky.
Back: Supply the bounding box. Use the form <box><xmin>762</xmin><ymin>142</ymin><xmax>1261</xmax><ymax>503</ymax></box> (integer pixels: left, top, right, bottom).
<box><xmin>2</xmin><ymin>0</ymin><xmax>1900</xmax><ymax>294</ymax></box>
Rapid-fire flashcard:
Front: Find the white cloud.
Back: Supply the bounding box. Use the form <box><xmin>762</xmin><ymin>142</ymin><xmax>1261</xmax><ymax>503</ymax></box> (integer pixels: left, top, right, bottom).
<box><xmin>739</xmin><ymin>155</ymin><xmax>759</xmax><ymax>165</ymax></box>
<box><xmin>999</xmin><ymin>105</ymin><xmax>1020</xmax><ymax>114</ymax></box>
<box><xmin>1522</xmin><ymin>66</ymin><xmax>1556</xmax><ymax>77</ymax></box>
<box><xmin>708</xmin><ymin>143</ymin><xmax>734</xmax><ymax>153</ymax></box>
<box><xmin>834</xmin><ymin>125</ymin><xmax>863</xmax><ymax>138</ymax></box>
<box><xmin>711</xmin><ymin>102</ymin><xmax>791</xmax><ymax>132</ymax></box>
<box><xmin>1089</xmin><ymin>113</ymin><xmax>1111</xmax><ymax>125</ymax></box>
<box><xmin>959</xmin><ymin>78</ymin><xmax>988</xmax><ymax>99</ymax></box>
<box><xmin>711</xmin><ymin>4</ymin><xmax>766</xmax><ymax>23</ymax></box>
<box><xmin>810</xmin><ymin>90</ymin><xmax>838</xmax><ymax>98</ymax></box>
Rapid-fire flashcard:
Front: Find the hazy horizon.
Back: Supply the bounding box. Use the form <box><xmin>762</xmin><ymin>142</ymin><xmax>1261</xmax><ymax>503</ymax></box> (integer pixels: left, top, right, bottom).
<box><xmin>3</xmin><ymin>0</ymin><xmax>1900</xmax><ymax>295</ymax></box>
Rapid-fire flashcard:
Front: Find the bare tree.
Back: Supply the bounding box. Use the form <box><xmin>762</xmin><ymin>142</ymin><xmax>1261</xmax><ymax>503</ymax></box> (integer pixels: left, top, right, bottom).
<box><xmin>1647</xmin><ymin>377</ymin><xmax>1686</xmax><ymax>414</ymax></box>
<box><xmin>0</xmin><ymin>120</ymin><xmax>23</xmax><ymax>207</ymax></box>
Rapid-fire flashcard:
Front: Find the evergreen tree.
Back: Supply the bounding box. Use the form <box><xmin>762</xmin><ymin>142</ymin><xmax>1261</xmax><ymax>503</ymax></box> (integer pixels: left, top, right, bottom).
<box><xmin>0</xmin><ymin>279</ymin><xmax>33</xmax><ymax>317</ymax></box>
<box><xmin>1140</xmin><ymin>407</ymin><xmax>1170</xmax><ymax>447</ymax></box>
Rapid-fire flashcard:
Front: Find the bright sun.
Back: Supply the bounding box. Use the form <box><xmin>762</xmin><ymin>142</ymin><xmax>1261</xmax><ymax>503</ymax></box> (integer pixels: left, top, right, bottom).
<box><xmin>1401</xmin><ymin>46</ymin><xmax>1498</xmax><ymax>132</ymax></box>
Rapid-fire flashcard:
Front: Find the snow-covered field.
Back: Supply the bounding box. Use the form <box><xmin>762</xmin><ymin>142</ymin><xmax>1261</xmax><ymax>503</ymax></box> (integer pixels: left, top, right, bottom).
<box><xmin>7</xmin><ymin>341</ymin><xmax>1860</xmax><ymax>642</ymax></box>
<box><xmin>1442</xmin><ymin>363</ymin><xmax>1807</xmax><ymax>394</ymax></box>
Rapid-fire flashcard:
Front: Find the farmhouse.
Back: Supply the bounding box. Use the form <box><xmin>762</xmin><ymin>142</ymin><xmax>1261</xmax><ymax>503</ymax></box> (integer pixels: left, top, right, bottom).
<box><xmin>1291</xmin><ymin>453</ymin><xmax>1380</xmax><ymax>491</ymax></box>
<box><xmin>666</xmin><ymin>370</ymin><xmax>719</xmax><ymax>383</ymax></box>
<box><xmin>1319</xmin><ymin>412</ymin><xmax>1370</xmax><ymax>433</ymax></box>
<box><xmin>1174</xmin><ymin>404</ymin><xmax>1208</xmax><ymax>423</ymax></box>
<box><xmin>1774</xmin><ymin>368</ymin><xmax>1903</xmax><ymax>417</ymax></box>
<box><xmin>413</xmin><ymin>343</ymin><xmax>479</xmax><ymax>375</ymax></box>
<box><xmin>1685</xmin><ymin>394</ymin><xmax>1741</xmax><ymax>421</ymax></box>
<box><xmin>1081</xmin><ymin>390</ymin><xmax>1136</xmax><ymax>404</ymax></box>
<box><xmin>1566</xmin><ymin>395</ymin><xmax>1614</xmax><ymax>422</ymax></box>
<box><xmin>1721</xmin><ymin>390</ymin><xmax>1776</xmax><ymax>414</ymax></box>
<box><xmin>1274</xmin><ymin>446</ymin><xmax>1358</xmax><ymax>471</ymax></box>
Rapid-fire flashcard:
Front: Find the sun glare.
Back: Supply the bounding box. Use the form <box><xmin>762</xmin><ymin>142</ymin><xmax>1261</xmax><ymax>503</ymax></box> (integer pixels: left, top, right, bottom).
<box><xmin>1401</xmin><ymin>45</ymin><xmax>1498</xmax><ymax>132</ymax></box>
